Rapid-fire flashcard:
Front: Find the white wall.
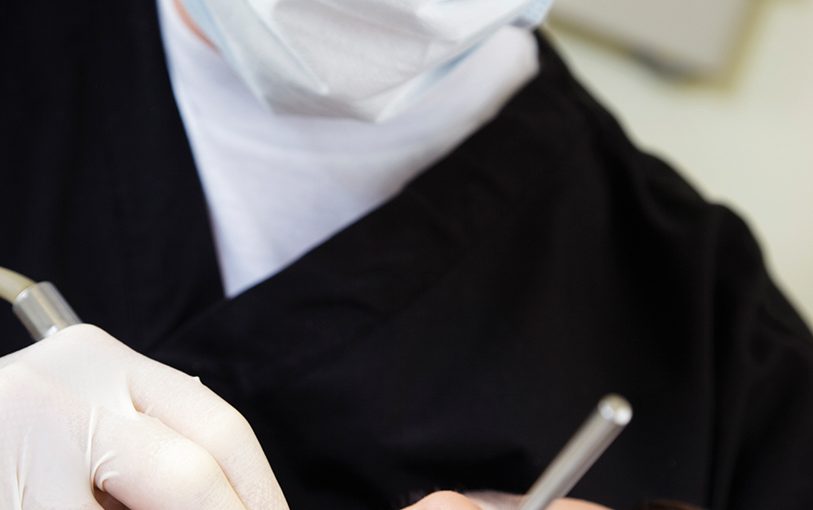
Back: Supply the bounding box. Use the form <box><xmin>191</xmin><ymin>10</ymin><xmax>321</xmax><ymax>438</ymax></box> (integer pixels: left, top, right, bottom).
<box><xmin>546</xmin><ymin>0</ymin><xmax>813</xmax><ymax>325</ymax></box>
<box><xmin>552</xmin><ymin>0</ymin><xmax>751</xmax><ymax>74</ymax></box>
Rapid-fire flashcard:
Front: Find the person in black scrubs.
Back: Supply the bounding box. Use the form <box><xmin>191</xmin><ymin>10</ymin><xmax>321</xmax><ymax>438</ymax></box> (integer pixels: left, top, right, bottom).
<box><xmin>1</xmin><ymin>1</ymin><xmax>812</xmax><ymax>509</ymax></box>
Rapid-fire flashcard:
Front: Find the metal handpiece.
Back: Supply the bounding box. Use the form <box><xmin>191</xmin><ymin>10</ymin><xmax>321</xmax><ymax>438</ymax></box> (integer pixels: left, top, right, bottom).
<box><xmin>519</xmin><ymin>394</ymin><xmax>632</xmax><ymax>510</ymax></box>
<box><xmin>12</xmin><ymin>282</ymin><xmax>82</xmax><ymax>341</ymax></box>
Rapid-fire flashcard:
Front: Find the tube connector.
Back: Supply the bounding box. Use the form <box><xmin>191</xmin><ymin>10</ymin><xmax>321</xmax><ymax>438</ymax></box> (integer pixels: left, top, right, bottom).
<box><xmin>12</xmin><ymin>282</ymin><xmax>82</xmax><ymax>341</ymax></box>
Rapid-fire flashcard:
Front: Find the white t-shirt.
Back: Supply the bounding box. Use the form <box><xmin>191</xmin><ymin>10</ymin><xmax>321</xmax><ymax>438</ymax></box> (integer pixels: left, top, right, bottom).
<box><xmin>157</xmin><ymin>0</ymin><xmax>540</xmax><ymax>297</ymax></box>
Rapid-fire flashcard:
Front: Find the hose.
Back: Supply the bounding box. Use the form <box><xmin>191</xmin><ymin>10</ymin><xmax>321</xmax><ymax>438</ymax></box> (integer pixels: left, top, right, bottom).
<box><xmin>0</xmin><ymin>266</ymin><xmax>34</xmax><ymax>303</ymax></box>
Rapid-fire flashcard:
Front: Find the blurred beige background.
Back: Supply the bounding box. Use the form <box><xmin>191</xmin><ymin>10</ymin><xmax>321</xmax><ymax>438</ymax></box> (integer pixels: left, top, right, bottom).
<box><xmin>545</xmin><ymin>0</ymin><xmax>813</xmax><ymax>325</ymax></box>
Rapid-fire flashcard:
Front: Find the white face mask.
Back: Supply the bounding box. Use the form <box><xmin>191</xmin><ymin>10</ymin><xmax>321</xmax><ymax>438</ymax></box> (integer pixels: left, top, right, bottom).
<box><xmin>181</xmin><ymin>0</ymin><xmax>553</xmax><ymax>121</ymax></box>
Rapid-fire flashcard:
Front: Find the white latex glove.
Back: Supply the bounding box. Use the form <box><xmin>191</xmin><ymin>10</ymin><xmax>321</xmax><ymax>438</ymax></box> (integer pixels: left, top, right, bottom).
<box><xmin>0</xmin><ymin>324</ymin><xmax>289</xmax><ymax>510</ymax></box>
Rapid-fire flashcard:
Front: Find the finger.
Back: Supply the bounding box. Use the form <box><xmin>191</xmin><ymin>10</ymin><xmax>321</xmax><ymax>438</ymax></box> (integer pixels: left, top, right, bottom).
<box><xmin>549</xmin><ymin>499</ymin><xmax>611</xmax><ymax>510</ymax></box>
<box><xmin>406</xmin><ymin>491</ymin><xmax>483</xmax><ymax>509</ymax></box>
<box><xmin>466</xmin><ymin>493</ymin><xmax>610</xmax><ymax>510</ymax></box>
<box><xmin>466</xmin><ymin>491</ymin><xmax>523</xmax><ymax>509</ymax></box>
<box><xmin>90</xmin><ymin>407</ymin><xmax>247</xmax><ymax>510</ymax></box>
<box><xmin>126</xmin><ymin>358</ymin><xmax>288</xmax><ymax>510</ymax></box>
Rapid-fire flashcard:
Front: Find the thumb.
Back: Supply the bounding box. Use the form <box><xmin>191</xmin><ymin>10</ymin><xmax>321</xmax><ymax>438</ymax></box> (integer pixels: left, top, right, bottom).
<box><xmin>406</xmin><ymin>491</ymin><xmax>483</xmax><ymax>509</ymax></box>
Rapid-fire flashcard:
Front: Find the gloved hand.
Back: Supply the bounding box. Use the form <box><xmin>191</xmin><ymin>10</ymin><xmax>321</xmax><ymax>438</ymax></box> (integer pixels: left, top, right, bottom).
<box><xmin>0</xmin><ymin>324</ymin><xmax>288</xmax><ymax>510</ymax></box>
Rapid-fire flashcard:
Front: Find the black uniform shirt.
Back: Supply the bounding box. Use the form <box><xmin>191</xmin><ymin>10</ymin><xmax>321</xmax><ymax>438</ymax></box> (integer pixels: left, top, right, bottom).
<box><xmin>2</xmin><ymin>2</ymin><xmax>812</xmax><ymax>509</ymax></box>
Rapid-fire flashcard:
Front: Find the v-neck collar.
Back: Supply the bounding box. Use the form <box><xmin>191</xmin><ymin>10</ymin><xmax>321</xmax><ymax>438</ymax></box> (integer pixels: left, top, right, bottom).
<box><xmin>151</xmin><ymin>44</ymin><xmax>574</xmax><ymax>378</ymax></box>
<box><xmin>93</xmin><ymin>0</ymin><xmax>572</xmax><ymax>358</ymax></box>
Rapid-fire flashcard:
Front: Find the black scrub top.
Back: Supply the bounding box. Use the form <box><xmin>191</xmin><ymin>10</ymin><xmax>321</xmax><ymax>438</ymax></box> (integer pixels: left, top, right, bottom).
<box><xmin>2</xmin><ymin>2</ymin><xmax>812</xmax><ymax>509</ymax></box>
